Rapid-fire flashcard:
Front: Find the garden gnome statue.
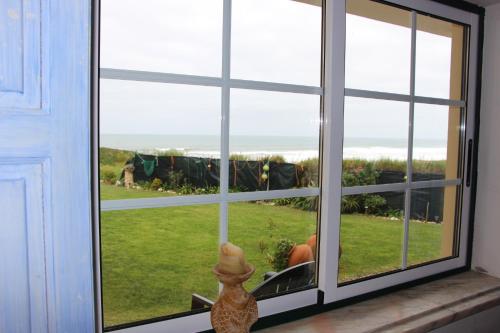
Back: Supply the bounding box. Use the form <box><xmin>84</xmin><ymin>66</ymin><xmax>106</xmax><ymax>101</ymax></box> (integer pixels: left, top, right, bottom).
<box><xmin>211</xmin><ymin>243</ymin><xmax>258</xmax><ymax>333</ymax></box>
<box><xmin>123</xmin><ymin>163</ymin><xmax>135</xmax><ymax>189</ymax></box>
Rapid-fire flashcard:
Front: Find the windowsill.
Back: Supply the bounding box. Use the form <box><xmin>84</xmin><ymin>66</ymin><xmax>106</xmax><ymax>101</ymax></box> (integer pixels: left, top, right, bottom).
<box><xmin>257</xmin><ymin>272</ymin><xmax>500</xmax><ymax>333</ymax></box>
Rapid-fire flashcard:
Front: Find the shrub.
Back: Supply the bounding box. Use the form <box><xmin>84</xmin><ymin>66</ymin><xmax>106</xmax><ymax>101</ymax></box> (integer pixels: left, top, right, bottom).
<box><xmin>341</xmin><ymin>196</ymin><xmax>360</xmax><ymax>213</ymax></box>
<box><xmin>273</xmin><ymin>197</ymin><xmax>318</xmax><ymax>211</ymax></box>
<box><xmin>341</xmin><ymin>163</ymin><xmax>379</xmax><ymax>187</ymax></box>
<box><xmin>157</xmin><ymin>149</ymin><xmax>185</xmax><ymax>157</ymax></box>
<box><xmin>167</xmin><ymin>170</ymin><xmax>185</xmax><ymax>189</ymax></box>
<box><xmin>100</xmin><ymin>165</ymin><xmax>118</xmax><ymax>184</ymax></box>
<box><xmin>267</xmin><ymin>239</ymin><xmax>295</xmax><ymax>272</ymax></box>
<box><xmin>297</xmin><ymin>158</ymin><xmax>319</xmax><ymax>187</ymax></box>
<box><xmin>99</xmin><ymin>147</ymin><xmax>133</xmax><ymax>166</ymax></box>
<box><xmin>229</xmin><ymin>154</ymin><xmax>249</xmax><ymax>161</ymax></box>
<box><xmin>363</xmin><ymin>195</ymin><xmax>387</xmax><ymax>215</ymax></box>
<box><xmin>150</xmin><ymin>178</ymin><xmax>163</xmax><ymax>191</ymax></box>
<box><xmin>262</xmin><ymin>155</ymin><xmax>286</xmax><ymax>163</ymax></box>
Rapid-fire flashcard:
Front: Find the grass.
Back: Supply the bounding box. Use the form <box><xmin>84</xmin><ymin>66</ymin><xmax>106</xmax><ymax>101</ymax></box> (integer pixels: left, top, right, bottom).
<box><xmin>100</xmin><ymin>183</ymin><xmax>176</xmax><ymax>200</ymax></box>
<box><xmin>101</xmin><ymin>197</ymin><xmax>443</xmax><ymax>327</ymax></box>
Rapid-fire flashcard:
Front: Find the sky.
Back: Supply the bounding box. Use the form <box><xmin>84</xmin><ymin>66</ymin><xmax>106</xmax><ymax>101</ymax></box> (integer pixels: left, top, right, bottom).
<box><xmin>99</xmin><ymin>0</ymin><xmax>457</xmax><ymax>142</ymax></box>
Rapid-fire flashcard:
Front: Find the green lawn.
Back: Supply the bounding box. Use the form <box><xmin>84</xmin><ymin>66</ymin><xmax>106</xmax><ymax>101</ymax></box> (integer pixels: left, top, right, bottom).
<box><xmin>100</xmin><ymin>184</ymin><xmax>443</xmax><ymax>327</ymax></box>
<box><xmin>100</xmin><ymin>183</ymin><xmax>177</xmax><ymax>200</ymax></box>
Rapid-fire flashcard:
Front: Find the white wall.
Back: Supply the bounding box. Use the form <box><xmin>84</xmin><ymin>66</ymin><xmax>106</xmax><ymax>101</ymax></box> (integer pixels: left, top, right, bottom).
<box><xmin>472</xmin><ymin>3</ymin><xmax>500</xmax><ymax>278</ymax></box>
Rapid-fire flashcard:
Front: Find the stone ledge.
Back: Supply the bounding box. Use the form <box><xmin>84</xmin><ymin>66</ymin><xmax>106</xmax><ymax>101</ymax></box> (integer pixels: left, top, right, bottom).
<box><xmin>257</xmin><ymin>272</ymin><xmax>500</xmax><ymax>333</ymax></box>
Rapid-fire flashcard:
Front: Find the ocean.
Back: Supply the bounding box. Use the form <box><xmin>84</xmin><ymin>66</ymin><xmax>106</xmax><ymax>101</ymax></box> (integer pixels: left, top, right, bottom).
<box><xmin>100</xmin><ymin>134</ymin><xmax>447</xmax><ymax>162</ymax></box>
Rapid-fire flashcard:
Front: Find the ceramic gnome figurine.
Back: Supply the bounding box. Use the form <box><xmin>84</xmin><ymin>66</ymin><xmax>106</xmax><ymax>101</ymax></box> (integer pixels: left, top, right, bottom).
<box><xmin>211</xmin><ymin>243</ymin><xmax>258</xmax><ymax>333</ymax></box>
<box><xmin>123</xmin><ymin>163</ymin><xmax>135</xmax><ymax>189</ymax></box>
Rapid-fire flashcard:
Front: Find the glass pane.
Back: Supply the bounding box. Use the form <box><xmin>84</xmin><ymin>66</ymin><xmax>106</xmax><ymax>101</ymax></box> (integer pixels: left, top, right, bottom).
<box><xmin>339</xmin><ymin>191</ymin><xmax>405</xmax><ymax>283</ymax></box>
<box><xmin>100</xmin><ymin>205</ymin><xmax>219</xmax><ymax>327</ymax></box>
<box><xmin>229</xmin><ymin>89</ymin><xmax>320</xmax><ymax>192</ymax></box>
<box><xmin>228</xmin><ymin>197</ymin><xmax>318</xmax><ymax>298</ymax></box>
<box><xmin>100</xmin><ymin>79</ymin><xmax>220</xmax><ymax>197</ymax></box>
<box><xmin>408</xmin><ymin>186</ymin><xmax>459</xmax><ymax>266</ymax></box>
<box><xmin>231</xmin><ymin>0</ymin><xmax>322</xmax><ymax>86</ymax></box>
<box><xmin>415</xmin><ymin>15</ymin><xmax>466</xmax><ymax>99</ymax></box>
<box><xmin>100</xmin><ymin>0</ymin><xmax>223</xmax><ymax>76</ymax></box>
<box><xmin>413</xmin><ymin>104</ymin><xmax>462</xmax><ymax>181</ymax></box>
<box><xmin>343</xmin><ymin>97</ymin><xmax>409</xmax><ymax>185</ymax></box>
<box><xmin>346</xmin><ymin>0</ymin><xmax>412</xmax><ymax>94</ymax></box>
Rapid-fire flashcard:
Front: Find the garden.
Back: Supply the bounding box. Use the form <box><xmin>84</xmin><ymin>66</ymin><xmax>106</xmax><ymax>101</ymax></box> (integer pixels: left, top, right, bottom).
<box><xmin>99</xmin><ymin>148</ymin><xmax>446</xmax><ymax>327</ymax></box>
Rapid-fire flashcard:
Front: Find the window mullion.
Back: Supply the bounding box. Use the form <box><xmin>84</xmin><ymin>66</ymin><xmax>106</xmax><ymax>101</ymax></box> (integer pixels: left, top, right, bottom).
<box><xmin>219</xmin><ymin>0</ymin><xmax>232</xmax><ymax>245</ymax></box>
<box><xmin>402</xmin><ymin>10</ymin><xmax>418</xmax><ymax>270</ymax></box>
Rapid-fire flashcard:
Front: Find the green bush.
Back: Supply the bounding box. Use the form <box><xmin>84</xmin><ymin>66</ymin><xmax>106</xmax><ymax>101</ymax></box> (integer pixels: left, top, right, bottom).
<box><xmin>157</xmin><ymin>149</ymin><xmax>185</xmax><ymax>157</ymax></box>
<box><xmin>150</xmin><ymin>178</ymin><xmax>163</xmax><ymax>191</ymax></box>
<box><xmin>166</xmin><ymin>171</ymin><xmax>185</xmax><ymax>189</ymax></box>
<box><xmin>342</xmin><ymin>162</ymin><xmax>378</xmax><ymax>187</ymax></box>
<box><xmin>267</xmin><ymin>238</ymin><xmax>295</xmax><ymax>272</ymax></box>
<box><xmin>99</xmin><ymin>147</ymin><xmax>133</xmax><ymax>166</ymax></box>
<box><xmin>273</xmin><ymin>197</ymin><xmax>318</xmax><ymax>211</ymax></box>
<box><xmin>261</xmin><ymin>155</ymin><xmax>286</xmax><ymax>163</ymax></box>
<box><xmin>297</xmin><ymin>158</ymin><xmax>319</xmax><ymax>187</ymax></box>
<box><xmin>229</xmin><ymin>154</ymin><xmax>249</xmax><ymax>161</ymax></box>
<box><xmin>341</xmin><ymin>196</ymin><xmax>360</xmax><ymax>213</ymax></box>
<box><xmin>363</xmin><ymin>195</ymin><xmax>387</xmax><ymax>215</ymax></box>
<box><xmin>100</xmin><ymin>165</ymin><xmax>118</xmax><ymax>185</ymax></box>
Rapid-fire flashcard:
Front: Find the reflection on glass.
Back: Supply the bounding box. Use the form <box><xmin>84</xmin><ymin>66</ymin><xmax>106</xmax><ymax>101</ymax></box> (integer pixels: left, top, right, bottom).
<box><xmin>100</xmin><ymin>0</ymin><xmax>223</xmax><ymax>76</ymax></box>
<box><xmin>413</xmin><ymin>104</ymin><xmax>462</xmax><ymax>181</ymax></box>
<box><xmin>408</xmin><ymin>186</ymin><xmax>459</xmax><ymax>266</ymax></box>
<box><xmin>338</xmin><ymin>191</ymin><xmax>405</xmax><ymax>283</ymax></box>
<box><xmin>343</xmin><ymin>97</ymin><xmax>409</xmax><ymax>185</ymax></box>
<box><xmin>346</xmin><ymin>0</ymin><xmax>412</xmax><ymax>94</ymax></box>
<box><xmin>99</xmin><ymin>79</ymin><xmax>221</xmax><ymax>197</ymax></box>
<box><xmin>231</xmin><ymin>0</ymin><xmax>322</xmax><ymax>86</ymax></box>
<box><xmin>100</xmin><ymin>205</ymin><xmax>219</xmax><ymax>327</ymax></box>
<box><xmin>229</xmin><ymin>89</ymin><xmax>320</xmax><ymax>192</ymax></box>
<box><xmin>229</xmin><ymin>197</ymin><xmax>318</xmax><ymax>298</ymax></box>
<box><xmin>415</xmin><ymin>15</ymin><xmax>466</xmax><ymax>99</ymax></box>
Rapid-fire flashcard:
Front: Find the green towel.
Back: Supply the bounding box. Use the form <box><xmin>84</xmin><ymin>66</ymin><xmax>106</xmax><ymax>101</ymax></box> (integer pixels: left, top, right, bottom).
<box><xmin>143</xmin><ymin>159</ymin><xmax>156</xmax><ymax>177</ymax></box>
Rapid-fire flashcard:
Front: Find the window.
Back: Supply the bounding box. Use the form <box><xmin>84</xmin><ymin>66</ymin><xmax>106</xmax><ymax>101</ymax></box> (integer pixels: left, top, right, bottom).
<box><xmin>98</xmin><ymin>0</ymin><xmax>322</xmax><ymax>331</ymax></box>
<box><xmin>94</xmin><ymin>0</ymin><xmax>479</xmax><ymax>332</ymax></box>
<box><xmin>338</xmin><ymin>0</ymin><xmax>468</xmax><ymax>284</ymax></box>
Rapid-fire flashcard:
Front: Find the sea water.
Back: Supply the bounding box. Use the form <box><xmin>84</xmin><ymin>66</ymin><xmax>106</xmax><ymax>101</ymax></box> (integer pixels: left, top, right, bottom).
<box><xmin>100</xmin><ymin>134</ymin><xmax>447</xmax><ymax>163</ymax></box>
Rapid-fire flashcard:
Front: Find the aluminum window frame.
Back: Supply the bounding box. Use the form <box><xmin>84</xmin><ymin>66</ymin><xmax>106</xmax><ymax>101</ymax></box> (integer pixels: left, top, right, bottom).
<box><xmin>92</xmin><ymin>0</ymin><xmax>480</xmax><ymax>331</ymax></box>
<box><xmin>319</xmin><ymin>0</ymin><xmax>479</xmax><ymax>304</ymax></box>
<box><xmin>96</xmin><ymin>0</ymin><xmax>324</xmax><ymax>332</ymax></box>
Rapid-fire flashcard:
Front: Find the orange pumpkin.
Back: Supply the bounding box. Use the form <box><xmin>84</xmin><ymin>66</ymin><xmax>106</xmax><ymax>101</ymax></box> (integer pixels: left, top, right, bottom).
<box><xmin>306</xmin><ymin>234</ymin><xmax>317</xmax><ymax>259</ymax></box>
<box><xmin>288</xmin><ymin>244</ymin><xmax>314</xmax><ymax>267</ymax></box>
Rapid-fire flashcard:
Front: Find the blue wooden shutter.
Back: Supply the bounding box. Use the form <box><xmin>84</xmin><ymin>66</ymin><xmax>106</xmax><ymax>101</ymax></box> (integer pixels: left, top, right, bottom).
<box><xmin>0</xmin><ymin>1</ymin><xmax>94</xmax><ymax>332</ymax></box>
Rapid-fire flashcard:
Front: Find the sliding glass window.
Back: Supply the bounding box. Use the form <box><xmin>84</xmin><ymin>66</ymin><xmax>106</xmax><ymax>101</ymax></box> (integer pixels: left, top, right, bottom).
<box><xmin>339</xmin><ymin>0</ymin><xmax>468</xmax><ymax>284</ymax></box>
<box><xmin>95</xmin><ymin>0</ymin><xmax>478</xmax><ymax>331</ymax></box>
<box><xmin>99</xmin><ymin>0</ymin><xmax>322</xmax><ymax>330</ymax></box>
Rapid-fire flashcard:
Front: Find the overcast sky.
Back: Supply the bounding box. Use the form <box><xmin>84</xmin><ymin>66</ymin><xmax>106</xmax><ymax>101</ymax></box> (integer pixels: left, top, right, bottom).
<box><xmin>100</xmin><ymin>0</ymin><xmax>455</xmax><ymax>141</ymax></box>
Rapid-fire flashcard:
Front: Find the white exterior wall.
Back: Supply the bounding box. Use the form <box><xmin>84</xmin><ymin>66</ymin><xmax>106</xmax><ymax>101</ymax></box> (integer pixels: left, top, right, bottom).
<box><xmin>472</xmin><ymin>3</ymin><xmax>500</xmax><ymax>278</ymax></box>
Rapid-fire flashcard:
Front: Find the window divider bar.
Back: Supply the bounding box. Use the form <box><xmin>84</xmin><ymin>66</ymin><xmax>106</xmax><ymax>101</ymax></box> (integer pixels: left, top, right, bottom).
<box><xmin>227</xmin><ymin>188</ymin><xmax>320</xmax><ymax>202</ymax></box>
<box><xmin>220</xmin><ymin>0</ymin><xmax>232</xmax><ymax>245</ymax></box>
<box><xmin>341</xmin><ymin>179</ymin><xmax>462</xmax><ymax>196</ymax></box>
<box><xmin>344</xmin><ymin>88</ymin><xmax>465</xmax><ymax>107</ymax></box>
<box><xmin>413</xmin><ymin>95</ymin><xmax>465</xmax><ymax>107</ymax></box>
<box><xmin>100</xmin><ymin>194</ymin><xmax>221</xmax><ymax>211</ymax></box>
<box><xmin>100</xmin><ymin>187</ymin><xmax>322</xmax><ymax>212</ymax></box>
<box><xmin>100</xmin><ymin>68</ymin><xmax>324</xmax><ymax>96</ymax></box>
<box><xmin>344</xmin><ymin>88</ymin><xmax>411</xmax><ymax>103</ymax></box>
<box><xmin>230</xmin><ymin>79</ymin><xmax>323</xmax><ymax>95</ymax></box>
<box><xmin>403</xmin><ymin>11</ymin><xmax>418</xmax><ymax>270</ymax></box>
<box><xmin>99</xmin><ymin>68</ymin><xmax>223</xmax><ymax>87</ymax></box>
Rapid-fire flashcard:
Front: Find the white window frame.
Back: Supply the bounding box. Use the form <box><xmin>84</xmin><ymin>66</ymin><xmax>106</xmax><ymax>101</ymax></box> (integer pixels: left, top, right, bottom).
<box><xmin>319</xmin><ymin>0</ymin><xmax>479</xmax><ymax>304</ymax></box>
<box><xmin>92</xmin><ymin>0</ymin><xmax>480</xmax><ymax>332</ymax></box>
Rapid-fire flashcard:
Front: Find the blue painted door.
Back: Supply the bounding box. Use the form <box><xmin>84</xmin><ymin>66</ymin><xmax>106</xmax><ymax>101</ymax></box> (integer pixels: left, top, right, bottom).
<box><xmin>0</xmin><ymin>1</ymin><xmax>94</xmax><ymax>332</ymax></box>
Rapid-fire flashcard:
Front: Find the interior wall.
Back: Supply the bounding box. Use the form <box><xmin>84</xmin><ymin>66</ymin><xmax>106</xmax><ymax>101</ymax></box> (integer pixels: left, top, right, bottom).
<box><xmin>472</xmin><ymin>3</ymin><xmax>500</xmax><ymax>278</ymax></box>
